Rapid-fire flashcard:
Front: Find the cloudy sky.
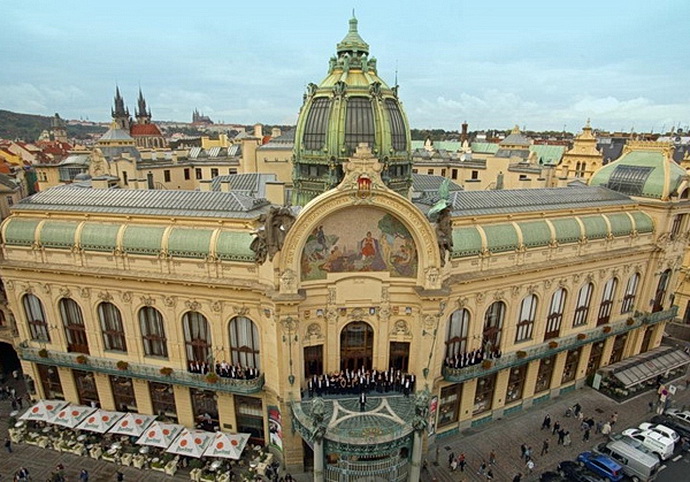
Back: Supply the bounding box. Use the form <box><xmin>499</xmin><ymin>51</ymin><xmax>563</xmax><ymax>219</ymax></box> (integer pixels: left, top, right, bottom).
<box><xmin>1</xmin><ymin>0</ymin><xmax>688</xmax><ymax>132</ymax></box>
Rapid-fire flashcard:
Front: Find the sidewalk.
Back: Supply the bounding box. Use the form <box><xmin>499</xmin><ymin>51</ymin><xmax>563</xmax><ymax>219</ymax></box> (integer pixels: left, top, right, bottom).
<box><xmin>423</xmin><ymin>379</ymin><xmax>690</xmax><ymax>482</ymax></box>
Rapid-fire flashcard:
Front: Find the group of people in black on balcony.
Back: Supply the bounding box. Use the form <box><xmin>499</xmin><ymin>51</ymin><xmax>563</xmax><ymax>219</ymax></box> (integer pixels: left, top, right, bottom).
<box><xmin>444</xmin><ymin>346</ymin><xmax>502</xmax><ymax>370</ymax></box>
<box><xmin>306</xmin><ymin>366</ymin><xmax>416</xmax><ymax>398</ymax></box>
<box><xmin>187</xmin><ymin>360</ymin><xmax>261</xmax><ymax>380</ymax></box>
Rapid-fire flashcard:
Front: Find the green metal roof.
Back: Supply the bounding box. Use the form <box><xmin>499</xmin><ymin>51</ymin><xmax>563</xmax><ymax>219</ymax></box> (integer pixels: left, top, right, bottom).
<box><xmin>80</xmin><ymin>223</ymin><xmax>119</xmax><ymax>252</ymax></box>
<box><xmin>606</xmin><ymin>213</ymin><xmax>633</xmax><ymax>236</ymax></box>
<box><xmin>518</xmin><ymin>220</ymin><xmax>552</xmax><ymax>247</ymax></box>
<box><xmin>579</xmin><ymin>215</ymin><xmax>608</xmax><ymax>240</ymax></box>
<box><xmin>471</xmin><ymin>142</ymin><xmax>500</xmax><ymax>154</ymax></box>
<box><xmin>630</xmin><ymin>211</ymin><xmax>654</xmax><ymax>233</ymax></box>
<box><xmin>122</xmin><ymin>225</ymin><xmax>166</xmax><ymax>255</ymax></box>
<box><xmin>39</xmin><ymin>221</ymin><xmax>78</xmax><ymax>249</ymax></box>
<box><xmin>551</xmin><ymin>218</ymin><xmax>582</xmax><ymax>244</ymax></box>
<box><xmin>168</xmin><ymin>227</ymin><xmax>214</xmax><ymax>259</ymax></box>
<box><xmin>3</xmin><ymin>218</ymin><xmax>39</xmax><ymax>246</ymax></box>
<box><xmin>452</xmin><ymin>226</ymin><xmax>483</xmax><ymax>257</ymax></box>
<box><xmin>483</xmin><ymin>224</ymin><xmax>519</xmax><ymax>253</ymax></box>
<box><xmin>336</xmin><ymin>16</ymin><xmax>369</xmax><ymax>55</ymax></box>
<box><xmin>215</xmin><ymin>231</ymin><xmax>255</xmax><ymax>261</ymax></box>
<box><xmin>530</xmin><ymin>145</ymin><xmax>566</xmax><ymax>165</ymax></box>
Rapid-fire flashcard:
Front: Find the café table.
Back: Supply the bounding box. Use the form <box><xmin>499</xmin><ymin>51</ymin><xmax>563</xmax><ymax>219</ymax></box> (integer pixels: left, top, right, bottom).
<box><xmin>77</xmin><ymin>434</ymin><xmax>87</xmax><ymax>442</ymax></box>
<box><xmin>139</xmin><ymin>446</ymin><xmax>150</xmax><ymax>455</ymax></box>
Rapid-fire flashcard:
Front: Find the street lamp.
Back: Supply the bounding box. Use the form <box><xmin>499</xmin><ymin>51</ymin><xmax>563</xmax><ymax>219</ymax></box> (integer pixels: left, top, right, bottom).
<box><xmin>281</xmin><ymin>316</ymin><xmax>299</xmax><ymax>386</ymax></box>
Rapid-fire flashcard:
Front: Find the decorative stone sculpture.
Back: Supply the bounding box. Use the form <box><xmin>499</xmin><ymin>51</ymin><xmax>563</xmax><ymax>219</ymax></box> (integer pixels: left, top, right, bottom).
<box><xmin>435</xmin><ymin>206</ymin><xmax>453</xmax><ymax>266</ymax></box>
<box><xmin>250</xmin><ymin>206</ymin><xmax>296</xmax><ymax>264</ymax></box>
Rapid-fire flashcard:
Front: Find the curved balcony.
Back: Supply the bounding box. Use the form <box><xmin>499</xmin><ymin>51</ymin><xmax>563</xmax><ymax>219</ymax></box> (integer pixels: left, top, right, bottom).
<box><xmin>443</xmin><ymin>307</ymin><xmax>678</xmax><ymax>383</ymax></box>
<box><xmin>16</xmin><ymin>345</ymin><xmax>265</xmax><ymax>394</ymax></box>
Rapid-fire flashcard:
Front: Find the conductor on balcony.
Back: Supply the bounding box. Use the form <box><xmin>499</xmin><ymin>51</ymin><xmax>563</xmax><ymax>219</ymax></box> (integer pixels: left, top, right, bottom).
<box><xmin>359</xmin><ymin>392</ymin><xmax>367</xmax><ymax>412</ymax></box>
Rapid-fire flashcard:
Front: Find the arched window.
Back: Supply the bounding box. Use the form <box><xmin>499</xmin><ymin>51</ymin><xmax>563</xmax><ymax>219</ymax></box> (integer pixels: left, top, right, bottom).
<box><xmin>573</xmin><ymin>283</ymin><xmax>593</xmax><ymax>327</ymax></box>
<box><xmin>597</xmin><ymin>278</ymin><xmax>618</xmax><ymax>326</ymax></box>
<box><xmin>516</xmin><ymin>295</ymin><xmax>537</xmax><ymax>343</ymax></box>
<box><xmin>98</xmin><ymin>302</ymin><xmax>127</xmax><ymax>352</ymax></box>
<box><xmin>183</xmin><ymin>311</ymin><xmax>211</xmax><ymax>364</ymax></box>
<box><xmin>23</xmin><ymin>294</ymin><xmax>50</xmax><ymax>341</ymax></box>
<box><xmin>652</xmin><ymin>269</ymin><xmax>671</xmax><ymax>313</ymax></box>
<box><xmin>59</xmin><ymin>298</ymin><xmax>88</xmax><ymax>354</ymax></box>
<box><xmin>228</xmin><ymin>316</ymin><xmax>260</xmax><ymax>369</ymax></box>
<box><xmin>139</xmin><ymin>307</ymin><xmax>167</xmax><ymax>358</ymax></box>
<box><xmin>621</xmin><ymin>273</ymin><xmax>639</xmax><ymax>314</ymax></box>
<box><xmin>545</xmin><ymin>288</ymin><xmax>567</xmax><ymax>340</ymax></box>
<box><xmin>483</xmin><ymin>302</ymin><xmax>504</xmax><ymax>351</ymax></box>
<box><xmin>445</xmin><ymin>309</ymin><xmax>470</xmax><ymax>358</ymax></box>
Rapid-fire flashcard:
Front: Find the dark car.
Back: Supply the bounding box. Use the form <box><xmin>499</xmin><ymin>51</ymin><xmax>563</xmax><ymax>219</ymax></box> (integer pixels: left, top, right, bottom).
<box><xmin>650</xmin><ymin>414</ymin><xmax>690</xmax><ymax>438</ymax></box>
<box><xmin>576</xmin><ymin>451</ymin><xmax>624</xmax><ymax>481</ymax></box>
<box><xmin>540</xmin><ymin>471</ymin><xmax>566</xmax><ymax>481</ymax></box>
<box><xmin>557</xmin><ymin>461</ymin><xmax>606</xmax><ymax>482</ymax></box>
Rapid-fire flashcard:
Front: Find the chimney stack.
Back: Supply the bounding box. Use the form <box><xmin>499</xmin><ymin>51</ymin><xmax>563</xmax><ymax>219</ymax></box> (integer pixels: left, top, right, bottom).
<box><xmin>253</xmin><ymin>123</ymin><xmax>263</xmax><ymax>138</ymax></box>
<box><xmin>271</xmin><ymin>127</ymin><xmax>282</xmax><ymax>138</ymax></box>
<box><xmin>199</xmin><ymin>180</ymin><xmax>212</xmax><ymax>192</ymax></box>
<box><xmin>461</xmin><ymin>121</ymin><xmax>469</xmax><ymax>143</ymax></box>
<box><xmin>220</xmin><ymin>180</ymin><xmax>231</xmax><ymax>192</ymax></box>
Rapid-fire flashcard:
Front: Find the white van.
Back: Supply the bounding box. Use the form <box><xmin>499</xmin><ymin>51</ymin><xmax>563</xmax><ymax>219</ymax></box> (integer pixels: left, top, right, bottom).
<box><xmin>622</xmin><ymin>428</ymin><xmax>675</xmax><ymax>460</ymax></box>
<box><xmin>594</xmin><ymin>440</ymin><xmax>660</xmax><ymax>481</ymax></box>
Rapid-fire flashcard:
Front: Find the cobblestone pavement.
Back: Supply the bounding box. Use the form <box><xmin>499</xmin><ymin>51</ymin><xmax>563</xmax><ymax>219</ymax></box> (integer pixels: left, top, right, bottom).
<box><xmin>3</xmin><ymin>372</ymin><xmax>690</xmax><ymax>482</ymax></box>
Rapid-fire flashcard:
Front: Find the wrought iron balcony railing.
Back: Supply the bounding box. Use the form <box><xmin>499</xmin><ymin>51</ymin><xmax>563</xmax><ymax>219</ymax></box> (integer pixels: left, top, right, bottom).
<box><xmin>17</xmin><ymin>345</ymin><xmax>265</xmax><ymax>394</ymax></box>
<box><xmin>443</xmin><ymin>307</ymin><xmax>678</xmax><ymax>383</ymax></box>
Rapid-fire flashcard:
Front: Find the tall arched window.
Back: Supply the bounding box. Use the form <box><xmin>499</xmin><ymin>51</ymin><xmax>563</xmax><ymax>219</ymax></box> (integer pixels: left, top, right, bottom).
<box><xmin>621</xmin><ymin>273</ymin><xmax>640</xmax><ymax>314</ymax></box>
<box><xmin>59</xmin><ymin>298</ymin><xmax>88</xmax><ymax>354</ymax></box>
<box><xmin>445</xmin><ymin>309</ymin><xmax>470</xmax><ymax>358</ymax></box>
<box><xmin>228</xmin><ymin>316</ymin><xmax>260</xmax><ymax>369</ymax></box>
<box><xmin>139</xmin><ymin>307</ymin><xmax>167</xmax><ymax>358</ymax></box>
<box><xmin>516</xmin><ymin>295</ymin><xmax>537</xmax><ymax>343</ymax></box>
<box><xmin>483</xmin><ymin>302</ymin><xmax>504</xmax><ymax>351</ymax></box>
<box><xmin>652</xmin><ymin>269</ymin><xmax>671</xmax><ymax>313</ymax></box>
<box><xmin>98</xmin><ymin>302</ymin><xmax>127</xmax><ymax>352</ymax></box>
<box><xmin>573</xmin><ymin>283</ymin><xmax>593</xmax><ymax>327</ymax></box>
<box><xmin>183</xmin><ymin>311</ymin><xmax>211</xmax><ymax>364</ymax></box>
<box><xmin>545</xmin><ymin>288</ymin><xmax>567</xmax><ymax>340</ymax></box>
<box><xmin>597</xmin><ymin>278</ymin><xmax>618</xmax><ymax>326</ymax></box>
<box><xmin>23</xmin><ymin>294</ymin><xmax>50</xmax><ymax>341</ymax></box>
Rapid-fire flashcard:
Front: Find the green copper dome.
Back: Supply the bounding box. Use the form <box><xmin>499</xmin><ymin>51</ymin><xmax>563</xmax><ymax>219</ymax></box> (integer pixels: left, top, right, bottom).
<box><xmin>292</xmin><ymin>16</ymin><xmax>412</xmax><ymax>206</ymax></box>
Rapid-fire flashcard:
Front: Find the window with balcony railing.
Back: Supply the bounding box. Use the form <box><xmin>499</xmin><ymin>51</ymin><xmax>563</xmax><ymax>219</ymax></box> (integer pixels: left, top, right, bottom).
<box><xmin>98</xmin><ymin>302</ymin><xmax>127</xmax><ymax>352</ymax></box>
<box><xmin>515</xmin><ymin>295</ymin><xmax>537</xmax><ymax>343</ymax></box>
<box><xmin>597</xmin><ymin>278</ymin><xmax>618</xmax><ymax>326</ymax></box>
<box><xmin>139</xmin><ymin>306</ymin><xmax>168</xmax><ymax>358</ymax></box>
<box><xmin>621</xmin><ymin>273</ymin><xmax>639</xmax><ymax>314</ymax></box>
<box><xmin>446</xmin><ymin>309</ymin><xmax>470</xmax><ymax>358</ymax></box>
<box><xmin>23</xmin><ymin>293</ymin><xmax>50</xmax><ymax>342</ymax></box>
<box><xmin>572</xmin><ymin>283</ymin><xmax>593</xmax><ymax>327</ymax></box>
<box><xmin>545</xmin><ymin>288</ymin><xmax>566</xmax><ymax>340</ymax></box>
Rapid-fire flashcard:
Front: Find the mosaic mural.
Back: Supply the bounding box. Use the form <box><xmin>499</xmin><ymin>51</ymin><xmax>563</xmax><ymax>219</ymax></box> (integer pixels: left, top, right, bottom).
<box><xmin>301</xmin><ymin>207</ymin><xmax>418</xmax><ymax>280</ymax></box>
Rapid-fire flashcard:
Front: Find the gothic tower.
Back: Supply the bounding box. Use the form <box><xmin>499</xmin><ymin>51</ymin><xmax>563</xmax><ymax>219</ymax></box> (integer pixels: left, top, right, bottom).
<box><xmin>135</xmin><ymin>88</ymin><xmax>152</xmax><ymax>125</ymax></box>
<box><xmin>111</xmin><ymin>87</ymin><xmax>131</xmax><ymax>131</ymax></box>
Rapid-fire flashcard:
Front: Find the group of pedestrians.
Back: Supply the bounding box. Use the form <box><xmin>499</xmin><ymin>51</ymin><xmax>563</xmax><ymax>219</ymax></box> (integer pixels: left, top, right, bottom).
<box><xmin>446</xmin><ymin>449</ymin><xmax>498</xmax><ymax>480</ymax></box>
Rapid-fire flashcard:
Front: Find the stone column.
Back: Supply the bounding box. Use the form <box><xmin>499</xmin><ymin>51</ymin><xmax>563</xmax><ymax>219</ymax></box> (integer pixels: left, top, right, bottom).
<box><xmin>313</xmin><ymin>438</ymin><xmax>324</xmax><ymax>482</ymax></box>
<box><xmin>409</xmin><ymin>429</ymin><xmax>423</xmax><ymax>482</ymax></box>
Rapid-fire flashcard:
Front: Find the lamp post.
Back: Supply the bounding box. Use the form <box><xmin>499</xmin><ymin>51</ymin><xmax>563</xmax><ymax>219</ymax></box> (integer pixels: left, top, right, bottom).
<box><xmin>280</xmin><ymin>316</ymin><xmax>299</xmax><ymax>386</ymax></box>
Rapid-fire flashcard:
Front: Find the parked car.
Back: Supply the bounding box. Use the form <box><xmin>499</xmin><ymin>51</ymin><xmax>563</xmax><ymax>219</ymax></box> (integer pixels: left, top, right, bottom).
<box><xmin>609</xmin><ymin>433</ymin><xmax>656</xmax><ymax>457</ymax></box>
<box><xmin>576</xmin><ymin>451</ymin><xmax>624</xmax><ymax>481</ymax></box>
<box><xmin>638</xmin><ymin>422</ymin><xmax>680</xmax><ymax>443</ymax></box>
<box><xmin>650</xmin><ymin>414</ymin><xmax>690</xmax><ymax>438</ymax></box>
<box><xmin>540</xmin><ymin>471</ymin><xmax>567</xmax><ymax>482</ymax></box>
<box><xmin>621</xmin><ymin>428</ymin><xmax>675</xmax><ymax>460</ymax></box>
<box><xmin>593</xmin><ymin>440</ymin><xmax>660</xmax><ymax>482</ymax></box>
<box><xmin>665</xmin><ymin>408</ymin><xmax>690</xmax><ymax>424</ymax></box>
<box><xmin>557</xmin><ymin>460</ymin><xmax>606</xmax><ymax>482</ymax></box>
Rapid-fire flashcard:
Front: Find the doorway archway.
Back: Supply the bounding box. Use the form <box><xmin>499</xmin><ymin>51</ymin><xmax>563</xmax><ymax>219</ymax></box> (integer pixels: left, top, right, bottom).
<box><xmin>340</xmin><ymin>321</ymin><xmax>374</xmax><ymax>371</ymax></box>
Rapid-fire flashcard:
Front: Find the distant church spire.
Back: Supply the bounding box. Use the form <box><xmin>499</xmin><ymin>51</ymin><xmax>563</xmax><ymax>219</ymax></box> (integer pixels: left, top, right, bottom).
<box><xmin>136</xmin><ymin>88</ymin><xmax>152</xmax><ymax>124</ymax></box>
<box><xmin>111</xmin><ymin>86</ymin><xmax>131</xmax><ymax>130</ymax></box>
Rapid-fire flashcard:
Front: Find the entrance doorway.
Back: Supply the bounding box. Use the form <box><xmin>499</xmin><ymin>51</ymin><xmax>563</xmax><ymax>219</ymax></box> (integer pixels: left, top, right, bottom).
<box><xmin>340</xmin><ymin>321</ymin><xmax>374</xmax><ymax>371</ymax></box>
<box><xmin>0</xmin><ymin>341</ymin><xmax>20</xmax><ymax>376</ymax></box>
<box><xmin>304</xmin><ymin>345</ymin><xmax>323</xmax><ymax>378</ymax></box>
<box><xmin>389</xmin><ymin>342</ymin><xmax>410</xmax><ymax>371</ymax></box>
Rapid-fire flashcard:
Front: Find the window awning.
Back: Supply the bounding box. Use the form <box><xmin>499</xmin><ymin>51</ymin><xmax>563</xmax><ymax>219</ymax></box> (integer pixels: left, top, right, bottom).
<box><xmin>600</xmin><ymin>346</ymin><xmax>690</xmax><ymax>389</ymax></box>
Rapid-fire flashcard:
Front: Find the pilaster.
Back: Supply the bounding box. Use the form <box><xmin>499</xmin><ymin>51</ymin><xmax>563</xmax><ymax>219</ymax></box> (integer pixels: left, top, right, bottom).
<box><xmin>57</xmin><ymin>367</ymin><xmax>79</xmax><ymax>404</ymax></box>
<box><xmin>94</xmin><ymin>372</ymin><xmax>115</xmax><ymax>410</ymax></box>
<box><xmin>132</xmin><ymin>378</ymin><xmax>153</xmax><ymax>415</ymax></box>
<box><xmin>173</xmin><ymin>385</ymin><xmax>194</xmax><ymax>427</ymax></box>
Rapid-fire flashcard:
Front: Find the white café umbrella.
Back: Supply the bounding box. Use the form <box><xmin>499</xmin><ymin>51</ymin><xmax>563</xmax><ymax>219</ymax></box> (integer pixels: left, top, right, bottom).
<box><xmin>165</xmin><ymin>429</ymin><xmax>213</xmax><ymax>458</ymax></box>
<box><xmin>203</xmin><ymin>432</ymin><xmax>250</xmax><ymax>460</ymax></box>
<box><xmin>48</xmin><ymin>405</ymin><xmax>97</xmax><ymax>428</ymax></box>
<box><xmin>135</xmin><ymin>421</ymin><xmax>184</xmax><ymax>448</ymax></box>
<box><xmin>75</xmin><ymin>409</ymin><xmax>125</xmax><ymax>433</ymax></box>
<box><xmin>19</xmin><ymin>399</ymin><xmax>69</xmax><ymax>422</ymax></box>
<box><xmin>108</xmin><ymin>413</ymin><xmax>156</xmax><ymax>437</ymax></box>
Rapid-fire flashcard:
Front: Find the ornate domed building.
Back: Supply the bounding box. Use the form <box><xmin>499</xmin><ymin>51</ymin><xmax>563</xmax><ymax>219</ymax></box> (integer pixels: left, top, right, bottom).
<box><xmin>292</xmin><ymin>16</ymin><xmax>412</xmax><ymax>206</ymax></box>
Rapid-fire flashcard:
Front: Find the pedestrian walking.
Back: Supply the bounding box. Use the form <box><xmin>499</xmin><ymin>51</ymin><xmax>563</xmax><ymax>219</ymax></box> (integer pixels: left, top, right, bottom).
<box><xmin>489</xmin><ymin>449</ymin><xmax>496</xmax><ymax>465</ymax></box>
<box><xmin>601</xmin><ymin>422</ymin><xmax>611</xmax><ymax>436</ymax></box>
<box><xmin>583</xmin><ymin>428</ymin><xmax>591</xmax><ymax>442</ymax></box>
<box><xmin>552</xmin><ymin>420</ymin><xmax>560</xmax><ymax>435</ymax></box>
<box><xmin>448</xmin><ymin>452</ymin><xmax>455</xmax><ymax>469</ymax></box>
<box><xmin>478</xmin><ymin>461</ymin><xmax>487</xmax><ymax>476</ymax></box>
<box><xmin>450</xmin><ymin>458</ymin><xmax>458</xmax><ymax>472</ymax></box>
<box><xmin>541</xmin><ymin>439</ymin><xmax>549</xmax><ymax>456</ymax></box>
<box><xmin>458</xmin><ymin>453</ymin><xmax>466</xmax><ymax>472</ymax></box>
<box><xmin>595</xmin><ymin>420</ymin><xmax>603</xmax><ymax>434</ymax></box>
<box><xmin>610</xmin><ymin>411</ymin><xmax>618</xmax><ymax>426</ymax></box>
<box><xmin>563</xmin><ymin>431</ymin><xmax>572</xmax><ymax>446</ymax></box>
<box><xmin>573</xmin><ymin>402</ymin><xmax>582</xmax><ymax>416</ymax></box>
<box><xmin>486</xmin><ymin>468</ymin><xmax>494</xmax><ymax>480</ymax></box>
<box><xmin>557</xmin><ymin>428</ymin><xmax>565</xmax><ymax>445</ymax></box>
<box><xmin>520</xmin><ymin>443</ymin><xmax>527</xmax><ymax>459</ymax></box>
<box><xmin>648</xmin><ymin>400</ymin><xmax>655</xmax><ymax>413</ymax></box>
<box><xmin>512</xmin><ymin>473</ymin><xmax>523</xmax><ymax>482</ymax></box>
<box><xmin>525</xmin><ymin>446</ymin><xmax>532</xmax><ymax>461</ymax></box>
<box><xmin>526</xmin><ymin>459</ymin><xmax>535</xmax><ymax>474</ymax></box>
<box><xmin>541</xmin><ymin>413</ymin><xmax>551</xmax><ymax>430</ymax></box>
<box><xmin>4</xmin><ymin>437</ymin><xmax>11</xmax><ymax>453</ymax></box>
<box><xmin>116</xmin><ymin>471</ymin><xmax>124</xmax><ymax>482</ymax></box>
<box><xmin>80</xmin><ymin>469</ymin><xmax>89</xmax><ymax>482</ymax></box>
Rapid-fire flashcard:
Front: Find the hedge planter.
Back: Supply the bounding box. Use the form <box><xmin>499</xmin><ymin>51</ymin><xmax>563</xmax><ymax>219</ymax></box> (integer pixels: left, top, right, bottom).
<box><xmin>38</xmin><ymin>348</ymin><xmax>49</xmax><ymax>358</ymax></box>
<box><xmin>481</xmin><ymin>360</ymin><xmax>493</xmax><ymax>369</ymax></box>
<box><xmin>76</xmin><ymin>355</ymin><xmax>88</xmax><ymax>364</ymax></box>
<box><xmin>159</xmin><ymin>367</ymin><xmax>173</xmax><ymax>376</ymax></box>
<box><xmin>205</xmin><ymin>373</ymin><xmax>219</xmax><ymax>384</ymax></box>
<box><xmin>577</xmin><ymin>333</ymin><xmax>587</xmax><ymax>340</ymax></box>
<box><xmin>626</xmin><ymin>318</ymin><xmax>635</xmax><ymax>326</ymax></box>
<box><xmin>516</xmin><ymin>350</ymin><xmax>527</xmax><ymax>359</ymax></box>
<box><xmin>602</xmin><ymin>326</ymin><xmax>612</xmax><ymax>334</ymax></box>
<box><xmin>116</xmin><ymin>360</ymin><xmax>129</xmax><ymax>371</ymax></box>
<box><xmin>548</xmin><ymin>341</ymin><xmax>559</xmax><ymax>349</ymax></box>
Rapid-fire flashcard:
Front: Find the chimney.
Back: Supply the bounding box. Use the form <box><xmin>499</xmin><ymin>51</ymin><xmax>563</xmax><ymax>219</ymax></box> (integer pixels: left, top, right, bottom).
<box><xmin>253</xmin><ymin>123</ymin><xmax>263</xmax><ymax>138</ymax></box>
<box><xmin>461</xmin><ymin>121</ymin><xmax>469</xmax><ymax>143</ymax></box>
<box><xmin>271</xmin><ymin>127</ymin><xmax>281</xmax><ymax>138</ymax></box>
<box><xmin>200</xmin><ymin>180</ymin><xmax>212</xmax><ymax>192</ymax></box>
<box><xmin>264</xmin><ymin>181</ymin><xmax>285</xmax><ymax>205</ymax></box>
<box><xmin>220</xmin><ymin>180</ymin><xmax>231</xmax><ymax>192</ymax></box>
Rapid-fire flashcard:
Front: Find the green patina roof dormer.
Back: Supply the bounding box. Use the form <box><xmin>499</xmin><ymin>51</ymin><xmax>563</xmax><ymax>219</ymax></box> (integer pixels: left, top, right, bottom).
<box><xmin>589</xmin><ymin>141</ymin><xmax>689</xmax><ymax>200</ymax></box>
<box><xmin>292</xmin><ymin>16</ymin><xmax>413</xmax><ymax>206</ymax></box>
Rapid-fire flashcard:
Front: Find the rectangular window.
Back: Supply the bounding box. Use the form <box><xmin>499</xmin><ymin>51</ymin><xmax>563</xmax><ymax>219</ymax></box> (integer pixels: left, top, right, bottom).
<box><xmin>621</xmin><ymin>273</ymin><xmax>639</xmax><ymax>314</ymax></box>
<box><xmin>573</xmin><ymin>283</ymin><xmax>593</xmax><ymax>327</ymax></box>
<box><xmin>473</xmin><ymin>373</ymin><xmax>496</xmax><ymax>415</ymax></box>
<box><xmin>164</xmin><ymin>170</ymin><xmax>171</xmax><ymax>182</ymax></box>
<box><xmin>195</xmin><ymin>168</ymin><xmax>203</xmax><ymax>180</ymax></box>
<box><xmin>211</xmin><ymin>168</ymin><xmax>219</xmax><ymax>178</ymax></box>
<box><xmin>561</xmin><ymin>347</ymin><xmax>582</xmax><ymax>384</ymax></box>
<box><xmin>235</xmin><ymin>395</ymin><xmax>264</xmax><ymax>445</ymax></box>
<box><xmin>671</xmin><ymin>215</ymin><xmax>684</xmax><ymax>239</ymax></box>
<box><xmin>110</xmin><ymin>375</ymin><xmax>137</xmax><ymax>412</ymax></box>
<box><xmin>229</xmin><ymin>168</ymin><xmax>238</xmax><ymax>175</ymax></box>
<box><xmin>150</xmin><ymin>382</ymin><xmax>177</xmax><ymax>422</ymax></box>
<box><xmin>344</xmin><ymin>97</ymin><xmax>375</xmax><ymax>149</ymax></box>
<box><xmin>427</xmin><ymin>169</ymin><xmax>434</xmax><ymax>175</ymax></box>
<box><xmin>122</xmin><ymin>171</ymin><xmax>129</xmax><ymax>185</ymax></box>
<box><xmin>535</xmin><ymin>355</ymin><xmax>556</xmax><ymax>393</ymax></box>
<box><xmin>438</xmin><ymin>384</ymin><xmax>461</xmax><ymax>427</ymax></box>
<box><xmin>303</xmin><ymin>97</ymin><xmax>331</xmax><ymax>150</ymax></box>
<box><xmin>597</xmin><ymin>278</ymin><xmax>618</xmax><ymax>326</ymax></box>
<box><xmin>515</xmin><ymin>295</ymin><xmax>537</xmax><ymax>343</ymax></box>
<box><xmin>545</xmin><ymin>289</ymin><xmax>566</xmax><ymax>340</ymax></box>
<box><xmin>441</xmin><ymin>169</ymin><xmax>446</xmax><ymax>177</ymax></box>
<box><xmin>412</xmin><ymin>169</ymin><xmax>418</xmax><ymax>174</ymax></box>
<box><xmin>7</xmin><ymin>196</ymin><xmax>13</xmax><ymax>206</ymax></box>
<box><xmin>451</xmin><ymin>169</ymin><xmax>458</xmax><ymax>180</ymax></box>
<box><xmin>506</xmin><ymin>365</ymin><xmax>527</xmax><ymax>403</ymax></box>
<box><xmin>184</xmin><ymin>168</ymin><xmax>190</xmax><ymax>180</ymax></box>
<box><xmin>471</xmin><ymin>170</ymin><xmax>479</xmax><ymax>180</ymax></box>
